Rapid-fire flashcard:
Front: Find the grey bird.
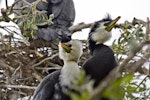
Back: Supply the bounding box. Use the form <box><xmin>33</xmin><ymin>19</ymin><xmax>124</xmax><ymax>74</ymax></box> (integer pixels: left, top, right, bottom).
<box><xmin>14</xmin><ymin>0</ymin><xmax>75</xmax><ymax>41</ymax></box>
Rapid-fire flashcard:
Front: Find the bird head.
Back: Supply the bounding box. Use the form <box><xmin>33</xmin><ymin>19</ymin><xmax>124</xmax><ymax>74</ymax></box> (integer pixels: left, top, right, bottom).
<box><xmin>89</xmin><ymin>15</ymin><xmax>121</xmax><ymax>44</ymax></box>
<box><xmin>59</xmin><ymin>40</ymin><xmax>83</xmax><ymax>62</ymax></box>
<box><xmin>58</xmin><ymin>31</ymin><xmax>72</xmax><ymax>43</ymax></box>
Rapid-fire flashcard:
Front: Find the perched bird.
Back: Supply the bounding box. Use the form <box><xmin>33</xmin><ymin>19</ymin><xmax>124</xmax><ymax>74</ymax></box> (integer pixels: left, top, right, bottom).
<box><xmin>32</xmin><ymin>39</ymin><xmax>83</xmax><ymax>100</ymax></box>
<box><xmin>14</xmin><ymin>0</ymin><xmax>75</xmax><ymax>41</ymax></box>
<box><xmin>82</xmin><ymin>15</ymin><xmax>120</xmax><ymax>87</ymax></box>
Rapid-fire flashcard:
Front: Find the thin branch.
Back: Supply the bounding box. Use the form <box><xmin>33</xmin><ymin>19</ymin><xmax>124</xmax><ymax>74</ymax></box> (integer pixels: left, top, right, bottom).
<box><xmin>115</xmin><ymin>17</ymin><xmax>148</xmax><ymax>29</ymax></box>
<box><xmin>22</xmin><ymin>0</ymin><xmax>32</xmax><ymax>5</ymax></box>
<box><xmin>32</xmin><ymin>72</ymin><xmax>43</xmax><ymax>82</ymax></box>
<box><xmin>0</xmin><ymin>84</ymin><xmax>36</xmax><ymax>89</ymax></box>
<box><xmin>1</xmin><ymin>8</ymin><xmax>11</xmax><ymax>22</ymax></box>
<box><xmin>34</xmin><ymin>66</ymin><xmax>61</xmax><ymax>70</ymax></box>
<box><xmin>127</xmin><ymin>53</ymin><xmax>150</xmax><ymax>73</ymax></box>
<box><xmin>0</xmin><ymin>59</ymin><xmax>14</xmax><ymax>71</ymax></box>
<box><xmin>10</xmin><ymin>0</ymin><xmax>20</xmax><ymax>13</ymax></box>
<box><xmin>135</xmin><ymin>75</ymin><xmax>149</xmax><ymax>90</ymax></box>
<box><xmin>136</xmin><ymin>67</ymin><xmax>149</xmax><ymax>75</ymax></box>
<box><xmin>11</xmin><ymin>65</ymin><xmax>21</xmax><ymax>78</ymax></box>
<box><xmin>146</xmin><ymin>17</ymin><xmax>150</xmax><ymax>40</ymax></box>
<box><xmin>31</xmin><ymin>53</ymin><xmax>58</xmax><ymax>68</ymax></box>
<box><xmin>133</xmin><ymin>17</ymin><xmax>149</xmax><ymax>26</ymax></box>
<box><xmin>69</xmin><ymin>22</ymin><xmax>94</xmax><ymax>33</ymax></box>
<box><xmin>5</xmin><ymin>0</ymin><xmax>8</xmax><ymax>9</ymax></box>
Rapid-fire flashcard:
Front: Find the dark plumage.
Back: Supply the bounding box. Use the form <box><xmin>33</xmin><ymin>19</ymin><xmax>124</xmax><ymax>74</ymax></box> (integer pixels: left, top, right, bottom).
<box><xmin>83</xmin><ymin>44</ymin><xmax>117</xmax><ymax>87</ymax></box>
<box><xmin>83</xmin><ymin>15</ymin><xmax>120</xmax><ymax>87</ymax></box>
<box><xmin>14</xmin><ymin>0</ymin><xmax>75</xmax><ymax>41</ymax></box>
<box><xmin>32</xmin><ymin>70</ymin><xmax>72</xmax><ymax>100</ymax></box>
<box><xmin>33</xmin><ymin>70</ymin><xmax>61</xmax><ymax>100</ymax></box>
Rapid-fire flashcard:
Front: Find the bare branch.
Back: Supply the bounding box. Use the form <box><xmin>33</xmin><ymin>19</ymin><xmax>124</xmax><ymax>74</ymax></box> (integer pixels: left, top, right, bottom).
<box><xmin>126</xmin><ymin>52</ymin><xmax>150</xmax><ymax>73</ymax></box>
<box><xmin>146</xmin><ymin>17</ymin><xmax>150</xmax><ymax>40</ymax></box>
<box><xmin>31</xmin><ymin>53</ymin><xmax>59</xmax><ymax>68</ymax></box>
<box><xmin>69</xmin><ymin>22</ymin><xmax>94</xmax><ymax>33</ymax></box>
<box><xmin>5</xmin><ymin>0</ymin><xmax>8</xmax><ymax>9</ymax></box>
<box><xmin>0</xmin><ymin>84</ymin><xmax>36</xmax><ymax>90</ymax></box>
<box><xmin>0</xmin><ymin>59</ymin><xmax>14</xmax><ymax>71</ymax></box>
<box><xmin>34</xmin><ymin>66</ymin><xmax>61</xmax><ymax>70</ymax></box>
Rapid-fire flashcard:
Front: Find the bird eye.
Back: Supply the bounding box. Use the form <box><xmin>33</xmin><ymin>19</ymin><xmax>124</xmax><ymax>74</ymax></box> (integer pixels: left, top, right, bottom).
<box><xmin>104</xmin><ymin>22</ymin><xmax>111</xmax><ymax>26</ymax></box>
<box><xmin>68</xmin><ymin>44</ymin><xmax>72</xmax><ymax>48</ymax></box>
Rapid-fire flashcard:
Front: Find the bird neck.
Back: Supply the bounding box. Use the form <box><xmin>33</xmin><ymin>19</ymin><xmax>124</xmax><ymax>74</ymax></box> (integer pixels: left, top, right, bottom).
<box><xmin>59</xmin><ymin>61</ymin><xmax>80</xmax><ymax>88</ymax></box>
<box><xmin>88</xmin><ymin>39</ymin><xmax>104</xmax><ymax>55</ymax></box>
<box><xmin>63</xmin><ymin>60</ymin><xmax>78</xmax><ymax>66</ymax></box>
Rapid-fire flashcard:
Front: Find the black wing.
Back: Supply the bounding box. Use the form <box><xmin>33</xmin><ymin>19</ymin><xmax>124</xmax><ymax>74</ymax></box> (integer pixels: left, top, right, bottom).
<box><xmin>32</xmin><ymin>70</ymin><xmax>60</xmax><ymax>100</ymax></box>
<box><xmin>82</xmin><ymin>45</ymin><xmax>117</xmax><ymax>87</ymax></box>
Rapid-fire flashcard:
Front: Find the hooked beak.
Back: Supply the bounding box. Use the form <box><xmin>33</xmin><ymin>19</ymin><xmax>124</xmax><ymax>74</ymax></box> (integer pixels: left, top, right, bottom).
<box><xmin>105</xmin><ymin>16</ymin><xmax>121</xmax><ymax>32</ymax></box>
<box><xmin>61</xmin><ymin>43</ymin><xmax>72</xmax><ymax>53</ymax></box>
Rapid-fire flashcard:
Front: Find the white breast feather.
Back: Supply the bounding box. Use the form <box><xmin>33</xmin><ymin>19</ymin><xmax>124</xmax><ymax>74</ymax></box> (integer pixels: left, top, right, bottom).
<box><xmin>92</xmin><ymin>24</ymin><xmax>112</xmax><ymax>44</ymax></box>
<box><xmin>59</xmin><ymin>62</ymin><xmax>80</xmax><ymax>88</ymax></box>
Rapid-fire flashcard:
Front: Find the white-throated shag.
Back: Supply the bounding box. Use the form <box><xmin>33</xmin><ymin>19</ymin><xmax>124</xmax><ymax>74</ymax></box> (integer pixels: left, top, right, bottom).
<box><xmin>32</xmin><ymin>39</ymin><xmax>83</xmax><ymax>100</ymax></box>
<box><xmin>83</xmin><ymin>15</ymin><xmax>120</xmax><ymax>87</ymax></box>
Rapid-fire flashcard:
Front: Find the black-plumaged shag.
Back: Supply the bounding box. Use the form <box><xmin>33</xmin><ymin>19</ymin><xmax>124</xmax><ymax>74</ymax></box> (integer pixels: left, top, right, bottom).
<box><xmin>83</xmin><ymin>15</ymin><xmax>120</xmax><ymax>87</ymax></box>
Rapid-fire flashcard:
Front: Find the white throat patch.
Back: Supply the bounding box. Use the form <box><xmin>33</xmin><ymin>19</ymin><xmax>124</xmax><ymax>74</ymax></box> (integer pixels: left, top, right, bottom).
<box><xmin>59</xmin><ymin>61</ymin><xmax>80</xmax><ymax>88</ymax></box>
<box><xmin>91</xmin><ymin>23</ymin><xmax>112</xmax><ymax>44</ymax></box>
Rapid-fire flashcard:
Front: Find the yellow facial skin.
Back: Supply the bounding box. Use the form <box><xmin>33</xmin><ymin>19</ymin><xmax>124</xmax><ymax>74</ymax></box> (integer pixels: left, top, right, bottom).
<box><xmin>61</xmin><ymin>43</ymin><xmax>72</xmax><ymax>53</ymax></box>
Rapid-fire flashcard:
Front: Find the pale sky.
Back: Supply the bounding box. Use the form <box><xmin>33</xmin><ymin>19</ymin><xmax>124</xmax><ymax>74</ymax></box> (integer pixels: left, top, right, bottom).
<box><xmin>1</xmin><ymin>0</ymin><xmax>149</xmax><ymax>22</ymax></box>
<box><xmin>0</xmin><ymin>0</ymin><xmax>150</xmax><ymax>41</ymax></box>
<box><xmin>74</xmin><ymin>0</ymin><xmax>150</xmax><ymax>23</ymax></box>
<box><xmin>72</xmin><ymin>0</ymin><xmax>150</xmax><ymax>40</ymax></box>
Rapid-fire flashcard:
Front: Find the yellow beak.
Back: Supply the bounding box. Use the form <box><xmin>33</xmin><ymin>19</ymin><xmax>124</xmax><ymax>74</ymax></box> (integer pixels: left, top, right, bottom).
<box><xmin>61</xmin><ymin>43</ymin><xmax>72</xmax><ymax>53</ymax></box>
<box><xmin>105</xmin><ymin>16</ymin><xmax>121</xmax><ymax>32</ymax></box>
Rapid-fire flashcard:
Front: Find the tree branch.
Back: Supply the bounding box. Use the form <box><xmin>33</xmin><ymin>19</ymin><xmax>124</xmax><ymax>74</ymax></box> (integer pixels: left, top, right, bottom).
<box><xmin>0</xmin><ymin>84</ymin><xmax>36</xmax><ymax>89</ymax></box>
<box><xmin>69</xmin><ymin>22</ymin><xmax>94</xmax><ymax>33</ymax></box>
<box><xmin>0</xmin><ymin>59</ymin><xmax>14</xmax><ymax>71</ymax></box>
<box><xmin>126</xmin><ymin>53</ymin><xmax>150</xmax><ymax>73</ymax></box>
<box><xmin>5</xmin><ymin>0</ymin><xmax>8</xmax><ymax>9</ymax></box>
<box><xmin>31</xmin><ymin>53</ymin><xmax>59</xmax><ymax>68</ymax></box>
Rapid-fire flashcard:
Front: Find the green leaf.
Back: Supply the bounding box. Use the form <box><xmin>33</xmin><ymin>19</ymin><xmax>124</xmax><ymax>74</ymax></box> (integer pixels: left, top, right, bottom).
<box><xmin>68</xmin><ymin>90</ymin><xmax>90</xmax><ymax>100</ymax></box>
<box><xmin>126</xmin><ymin>85</ymin><xmax>136</xmax><ymax>92</ymax></box>
<box><xmin>31</xmin><ymin>24</ymin><xmax>38</xmax><ymax>30</ymax></box>
<box><xmin>76</xmin><ymin>71</ymin><xmax>86</xmax><ymax>86</ymax></box>
<box><xmin>103</xmin><ymin>74</ymin><xmax>134</xmax><ymax>99</ymax></box>
<box><xmin>25</xmin><ymin>31</ymin><xmax>32</xmax><ymax>38</ymax></box>
<box><xmin>121</xmin><ymin>74</ymin><xmax>134</xmax><ymax>85</ymax></box>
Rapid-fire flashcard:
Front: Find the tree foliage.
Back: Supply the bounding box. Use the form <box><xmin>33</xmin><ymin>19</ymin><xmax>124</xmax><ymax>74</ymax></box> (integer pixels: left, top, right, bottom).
<box><xmin>0</xmin><ymin>0</ymin><xmax>150</xmax><ymax>100</ymax></box>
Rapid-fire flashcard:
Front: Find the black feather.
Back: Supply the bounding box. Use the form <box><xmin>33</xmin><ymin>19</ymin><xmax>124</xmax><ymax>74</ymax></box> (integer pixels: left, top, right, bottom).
<box><xmin>32</xmin><ymin>70</ymin><xmax>72</xmax><ymax>100</ymax></box>
<box><xmin>47</xmin><ymin>0</ymin><xmax>53</xmax><ymax>17</ymax></box>
<box><xmin>58</xmin><ymin>33</ymin><xmax>71</xmax><ymax>43</ymax></box>
<box><xmin>83</xmin><ymin>44</ymin><xmax>117</xmax><ymax>87</ymax></box>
